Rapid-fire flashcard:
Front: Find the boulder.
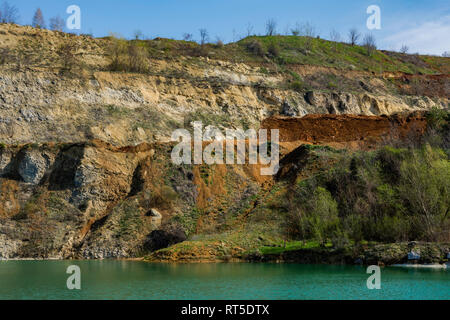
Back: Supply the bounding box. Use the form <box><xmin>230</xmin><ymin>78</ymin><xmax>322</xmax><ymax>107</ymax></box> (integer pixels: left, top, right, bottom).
<box><xmin>408</xmin><ymin>250</ymin><xmax>421</xmax><ymax>260</ymax></box>
<box><xmin>281</xmin><ymin>100</ymin><xmax>307</xmax><ymax>117</ymax></box>
<box><xmin>18</xmin><ymin>149</ymin><xmax>48</xmax><ymax>184</ymax></box>
<box><xmin>149</xmin><ymin>208</ymin><xmax>162</xmax><ymax>227</ymax></box>
<box><xmin>281</xmin><ymin>100</ymin><xmax>298</xmax><ymax>116</ymax></box>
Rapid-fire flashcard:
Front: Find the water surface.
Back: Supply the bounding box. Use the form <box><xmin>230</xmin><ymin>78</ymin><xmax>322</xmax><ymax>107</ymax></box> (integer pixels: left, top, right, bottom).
<box><xmin>0</xmin><ymin>261</ymin><xmax>448</xmax><ymax>300</ymax></box>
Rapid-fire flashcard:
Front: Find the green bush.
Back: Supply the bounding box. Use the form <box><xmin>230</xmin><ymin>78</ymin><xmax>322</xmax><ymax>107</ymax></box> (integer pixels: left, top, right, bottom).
<box><xmin>245</xmin><ymin>40</ymin><xmax>265</xmax><ymax>57</ymax></box>
<box><xmin>290</xmin><ymin>80</ymin><xmax>305</xmax><ymax>92</ymax></box>
<box><xmin>297</xmin><ymin>187</ymin><xmax>340</xmax><ymax>245</ymax></box>
<box><xmin>267</xmin><ymin>42</ymin><xmax>280</xmax><ymax>58</ymax></box>
<box><xmin>287</xmin><ymin>141</ymin><xmax>450</xmax><ymax>243</ymax></box>
<box><xmin>398</xmin><ymin>145</ymin><xmax>450</xmax><ymax>240</ymax></box>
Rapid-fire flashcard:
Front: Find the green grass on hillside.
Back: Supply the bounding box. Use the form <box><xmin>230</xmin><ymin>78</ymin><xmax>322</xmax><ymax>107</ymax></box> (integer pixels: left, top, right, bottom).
<box><xmin>237</xmin><ymin>36</ymin><xmax>445</xmax><ymax>74</ymax></box>
<box><xmin>108</xmin><ymin>35</ymin><xmax>450</xmax><ymax>75</ymax></box>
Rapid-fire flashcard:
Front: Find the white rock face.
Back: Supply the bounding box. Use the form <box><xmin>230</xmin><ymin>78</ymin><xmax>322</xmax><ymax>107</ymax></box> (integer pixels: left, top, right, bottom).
<box><xmin>0</xmin><ymin>234</ymin><xmax>22</xmax><ymax>259</ymax></box>
<box><xmin>281</xmin><ymin>100</ymin><xmax>307</xmax><ymax>117</ymax></box>
<box><xmin>150</xmin><ymin>208</ymin><xmax>162</xmax><ymax>227</ymax></box>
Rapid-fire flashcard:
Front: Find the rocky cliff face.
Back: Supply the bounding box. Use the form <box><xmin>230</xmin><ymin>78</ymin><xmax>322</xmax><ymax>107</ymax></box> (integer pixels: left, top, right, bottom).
<box><xmin>0</xmin><ymin>141</ymin><xmax>158</xmax><ymax>258</ymax></box>
<box><xmin>0</xmin><ymin>112</ymin><xmax>434</xmax><ymax>259</ymax></box>
<box><xmin>0</xmin><ymin>65</ymin><xmax>446</xmax><ymax>147</ymax></box>
<box><xmin>0</xmin><ymin>138</ymin><xmax>270</xmax><ymax>259</ymax></box>
<box><xmin>0</xmin><ymin>24</ymin><xmax>448</xmax><ymax>260</ymax></box>
<box><xmin>0</xmin><ymin>24</ymin><xmax>447</xmax><ymax>147</ymax></box>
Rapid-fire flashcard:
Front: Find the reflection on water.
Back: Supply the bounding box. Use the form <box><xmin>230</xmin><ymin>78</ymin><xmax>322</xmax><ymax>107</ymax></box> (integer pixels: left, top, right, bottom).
<box><xmin>0</xmin><ymin>261</ymin><xmax>448</xmax><ymax>300</ymax></box>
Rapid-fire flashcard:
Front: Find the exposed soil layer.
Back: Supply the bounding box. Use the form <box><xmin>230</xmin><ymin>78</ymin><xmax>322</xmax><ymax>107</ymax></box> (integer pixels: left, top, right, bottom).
<box><xmin>262</xmin><ymin>112</ymin><xmax>428</xmax><ymax>149</ymax></box>
<box><xmin>394</xmin><ymin>73</ymin><xmax>450</xmax><ymax>97</ymax></box>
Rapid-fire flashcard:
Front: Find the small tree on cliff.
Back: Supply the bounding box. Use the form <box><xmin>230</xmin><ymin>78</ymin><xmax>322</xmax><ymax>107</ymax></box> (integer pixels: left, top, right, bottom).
<box><xmin>348</xmin><ymin>28</ymin><xmax>360</xmax><ymax>46</ymax></box>
<box><xmin>363</xmin><ymin>33</ymin><xmax>377</xmax><ymax>56</ymax></box>
<box><xmin>400</xmin><ymin>45</ymin><xmax>409</xmax><ymax>54</ymax></box>
<box><xmin>0</xmin><ymin>1</ymin><xmax>19</xmax><ymax>23</ymax></box>
<box><xmin>32</xmin><ymin>8</ymin><xmax>45</xmax><ymax>29</ymax></box>
<box><xmin>265</xmin><ymin>18</ymin><xmax>277</xmax><ymax>36</ymax></box>
<box><xmin>199</xmin><ymin>28</ymin><xmax>209</xmax><ymax>46</ymax></box>
<box><xmin>50</xmin><ymin>16</ymin><xmax>65</xmax><ymax>32</ymax></box>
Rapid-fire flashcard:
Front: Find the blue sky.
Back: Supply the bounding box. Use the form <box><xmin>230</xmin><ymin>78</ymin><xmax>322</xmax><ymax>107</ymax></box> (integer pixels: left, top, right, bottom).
<box><xmin>7</xmin><ymin>0</ymin><xmax>450</xmax><ymax>55</ymax></box>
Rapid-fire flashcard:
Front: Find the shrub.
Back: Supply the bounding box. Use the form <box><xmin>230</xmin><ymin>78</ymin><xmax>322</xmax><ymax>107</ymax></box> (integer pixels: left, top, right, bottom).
<box><xmin>215</xmin><ymin>37</ymin><xmax>224</xmax><ymax>48</ymax></box>
<box><xmin>267</xmin><ymin>42</ymin><xmax>280</xmax><ymax>58</ymax></box>
<box><xmin>398</xmin><ymin>146</ymin><xmax>450</xmax><ymax>241</ymax></box>
<box><xmin>286</xmin><ymin>139</ymin><xmax>450</xmax><ymax>243</ymax></box>
<box><xmin>107</xmin><ymin>35</ymin><xmax>149</xmax><ymax>73</ymax></box>
<box><xmin>297</xmin><ymin>187</ymin><xmax>340</xmax><ymax>245</ymax></box>
<box><xmin>426</xmin><ymin>107</ymin><xmax>448</xmax><ymax>131</ymax></box>
<box><xmin>107</xmin><ymin>35</ymin><xmax>129</xmax><ymax>71</ymax></box>
<box><xmin>56</xmin><ymin>38</ymin><xmax>81</xmax><ymax>73</ymax></box>
<box><xmin>290</xmin><ymin>80</ymin><xmax>305</xmax><ymax>92</ymax></box>
<box><xmin>246</xmin><ymin>40</ymin><xmax>265</xmax><ymax>57</ymax></box>
<box><xmin>376</xmin><ymin>146</ymin><xmax>406</xmax><ymax>183</ymax></box>
<box><xmin>150</xmin><ymin>185</ymin><xmax>178</xmax><ymax>210</ymax></box>
<box><xmin>127</xmin><ymin>42</ymin><xmax>149</xmax><ymax>73</ymax></box>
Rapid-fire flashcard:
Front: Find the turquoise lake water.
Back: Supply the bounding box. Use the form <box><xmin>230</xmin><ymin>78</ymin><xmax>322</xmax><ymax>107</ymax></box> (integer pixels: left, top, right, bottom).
<box><xmin>0</xmin><ymin>261</ymin><xmax>448</xmax><ymax>300</ymax></box>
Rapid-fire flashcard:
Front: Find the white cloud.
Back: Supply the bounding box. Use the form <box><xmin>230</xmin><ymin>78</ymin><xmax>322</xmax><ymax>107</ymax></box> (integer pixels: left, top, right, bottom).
<box><xmin>382</xmin><ymin>15</ymin><xmax>450</xmax><ymax>55</ymax></box>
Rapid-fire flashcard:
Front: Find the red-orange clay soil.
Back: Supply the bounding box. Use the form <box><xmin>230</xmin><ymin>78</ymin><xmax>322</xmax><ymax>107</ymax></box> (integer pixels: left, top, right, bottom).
<box><xmin>261</xmin><ymin>111</ymin><xmax>428</xmax><ymax>150</ymax></box>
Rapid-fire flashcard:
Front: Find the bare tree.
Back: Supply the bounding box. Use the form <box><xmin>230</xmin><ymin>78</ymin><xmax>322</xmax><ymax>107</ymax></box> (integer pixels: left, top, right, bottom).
<box><xmin>0</xmin><ymin>1</ymin><xmax>19</xmax><ymax>23</ymax></box>
<box><xmin>442</xmin><ymin>51</ymin><xmax>450</xmax><ymax>57</ymax></box>
<box><xmin>283</xmin><ymin>23</ymin><xmax>291</xmax><ymax>35</ymax></box>
<box><xmin>363</xmin><ymin>33</ymin><xmax>377</xmax><ymax>56</ymax></box>
<box><xmin>183</xmin><ymin>33</ymin><xmax>193</xmax><ymax>41</ymax></box>
<box><xmin>294</xmin><ymin>22</ymin><xmax>316</xmax><ymax>51</ymax></box>
<box><xmin>265</xmin><ymin>18</ymin><xmax>277</xmax><ymax>36</ymax></box>
<box><xmin>246</xmin><ymin>22</ymin><xmax>254</xmax><ymax>37</ymax></box>
<box><xmin>329</xmin><ymin>29</ymin><xmax>340</xmax><ymax>52</ymax></box>
<box><xmin>291</xmin><ymin>23</ymin><xmax>300</xmax><ymax>36</ymax></box>
<box><xmin>49</xmin><ymin>16</ymin><xmax>65</xmax><ymax>32</ymax></box>
<box><xmin>133</xmin><ymin>30</ymin><xmax>143</xmax><ymax>40</ymax></box>
<box><xmin>348</xmin><ymin>28</ymin><xmax>360</xmax><ymax>46</ymax></box>
<box><xmin>301</xmin><ymin>22</ymin><xmax>316</xmax><ymax>37</ymax></box>
<box><xmin>32</xmin><ymin>8</ymin><xmax>45</xmax><ymax>29</ymax></box>
<box><xmin>400</xmin><ymin>45</ymin><xmax>409</xmax><ymax>54</ymax></box>
<box><xmin>199</xmin><ymin>28</ymin><xmax>209</xmax><ymax>45</ymax></box>
<box><xmin>329</xmin><ymin>29</ymin><xmax>341</xmax><ymax>42</ymax></box>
